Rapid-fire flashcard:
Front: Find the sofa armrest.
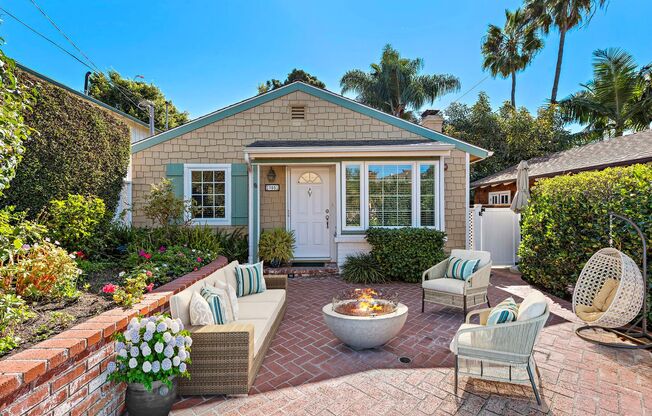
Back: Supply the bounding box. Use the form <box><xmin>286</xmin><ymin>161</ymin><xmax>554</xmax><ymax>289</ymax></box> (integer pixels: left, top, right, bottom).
<box><xmin>465</xmin><ymin>307</ymin><xmax>492</xmax><ymax>325</ymax></box>
<box><xmin>264</xmin><ymin>274</ymin><xmax>288</xmax><ymax>290</ymax></box>
<box><xmin>422</xmin><ymin>259</ymin><xmax>449</xmax><ymax>282</ymax></box>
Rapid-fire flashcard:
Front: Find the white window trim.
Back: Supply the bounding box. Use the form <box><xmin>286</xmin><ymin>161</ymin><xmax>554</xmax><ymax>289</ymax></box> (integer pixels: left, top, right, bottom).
<box><xmin>488</xmin><ymin>190</ymin><xmax>511</xmax><ymax>205</ymax></box>
<box><xmin>341</xmin><ymin>160</ymin><xmax>442</xmax><ymax>231</ymax></box>
<box><xmin>183</xmin><ymin>163</ymin><xmax>232</xmax><ymax>225</ymax></box>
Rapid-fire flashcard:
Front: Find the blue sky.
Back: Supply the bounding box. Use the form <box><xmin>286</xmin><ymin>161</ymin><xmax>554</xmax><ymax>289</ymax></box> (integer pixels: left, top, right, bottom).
<box><xmin>2</xmin><ymin>0</ymin><xmax>650</xmax><ymax>121</ymax></box>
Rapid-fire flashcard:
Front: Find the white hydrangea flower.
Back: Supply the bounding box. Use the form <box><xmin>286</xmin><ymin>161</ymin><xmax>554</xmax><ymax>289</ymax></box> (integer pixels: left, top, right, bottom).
<box><xmin>128</xmin><ymin>358</ymin><xmax>138</xmax><ymax>369</ymax></box>
<box><xmin>143</xmin><ymin>331</ymin><xmax>153</xmax><ymax>342</ymax></box>
<box><xmin>163</xmin><ymin>332</ymin><xmax>172</xmax><ymax>343</ymax></box>
<box><xmin>170</xmin><ymin>321</ymin><xmax>180</xmax><ymax>334</ymax></box>
<box><xmin>129</xmin><ymin>317</ymin><xmax>139</xmax><ymax>328</ymax></box>
<box><xmin>123</xmin><ymin>331</ymin><xmax>132</xmax><ymax>343</ymax></box>
<box><xmin>164</xmin><ymin>317</ymin><xmax>173</xmax><ymax>328</ymax></box>
<box><xmin>178</xmin><ymin>350</ymin><xmax>187</xmax><ymax>361</ymax></box>
<box><xmin>156</xmin><ymin>322</ymin><xmax>168</xmax><ymax>333</ymax></box>
<box><xmin>172</xmin><ymin>356</ymin><xmax>180</xmax><ymax>367</ymax></box>
<box><xmin>178</xmin><ymin>362</ymin><xmax>187</xmax><ymax>373</ymax></box>
<box><xmin>161</xmin><ymin>358</ymin><xmax>172</xmax><ymax>371</ymax></box>
<box><xmin>107</xmin><ymin>361</ymin><xmax>117</xmax><ymax>373</ymax></box>
<box><xmin>130</xmin><ymin>330</ymin><xmax>140</xmax><ymax>344</ymax></box>
<box><xmin>163</xmin><ymin>345</ymin><xmax>174</xmax><ymax>358</ymax></box>
<box><xmin>184</xmin><ymin>336</ymin><xmax>193</xmax><ymax>347</ymax></box>
<box><xmin>115</xmin><ymin>342</ymin><xmax>125</xmax><ymax>351</ymax></box>
<box><xmin>145</xmin><ymin>321</ymin><xmax>156</xmax><ymax>333</ymax></box>
<box><xmin>141</xmin><ymin>345</ymin><xmax>152</xmax><ymax>357</ymax></box>
<box><xmin>142</xmin><ymin>361</ymin><xmax>152</xmax><ymax>373</ymax></box>
<box><xmin>154</xmin><ymin>342</ymin><xmax>164</xmax><ymax>354</ymax></box>
<box><xmin>175</xmin><ymin>336</ymin><xmax>185</xmax><ymax>348</ymax></box>
<box><xmin>118</xmin><ymin>348</ymin><xmax>128</xmax><ymax>358</ymax></box>
<box><xmin>151</xmin><ymin>361</ymin><xmax>160</xmax><ymax>373</ymax></box>
<box><xmin>130</xmin><ymin>346</ymin><xmax>139</xmax><ymax>357</ymax></box>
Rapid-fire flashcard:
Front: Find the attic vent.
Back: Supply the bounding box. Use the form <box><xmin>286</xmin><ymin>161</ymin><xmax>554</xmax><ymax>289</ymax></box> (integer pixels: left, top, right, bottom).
<box><xmin>291</xmin><ymin>106</ymin><xmax>306</xmax><ymax>120</ymax></box>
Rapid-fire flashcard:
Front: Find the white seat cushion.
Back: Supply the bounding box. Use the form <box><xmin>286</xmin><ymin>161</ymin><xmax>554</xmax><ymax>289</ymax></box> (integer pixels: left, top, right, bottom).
<box><xmin>517</xmin><ymin>290</ymin><xmax>547</xmax><ymax>321</ymax></box>
<box><xmin>422</xmin><ymin>278</ymin><xmax>466</xmax><ymax>295</ymax></box>
<box><xmin>237</xmin><ymin>289</ymin><xmax>286</xmax><ymax>305</ymax></box>
<box><xmin>238</xmin><ymin>301</ymin><xmax>284</xmax><ymax>321</ymax></box>
<box><xmin>237</xmin><ymin>318</ymin><xmax>273</xmax><ymax>355</ymax></box>
<box><xmin>449</xmin><ymin>323</ymin><xmax>483</xmax><ymax>354</ymax></box>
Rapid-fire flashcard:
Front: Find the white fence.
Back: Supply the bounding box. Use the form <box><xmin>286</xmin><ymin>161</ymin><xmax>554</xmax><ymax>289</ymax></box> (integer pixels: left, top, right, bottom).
<box><xmin>468</xmin><ymin>205</ymin><xmax>520</xmax><ymax>266</ymax></box>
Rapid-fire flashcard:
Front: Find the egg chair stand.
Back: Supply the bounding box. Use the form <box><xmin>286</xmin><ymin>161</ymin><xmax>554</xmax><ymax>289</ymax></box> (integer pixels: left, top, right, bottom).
<box><xmin>575</xmin><ymin>213</ymin><xmax>651</xmax><ymax>349</ymax></box>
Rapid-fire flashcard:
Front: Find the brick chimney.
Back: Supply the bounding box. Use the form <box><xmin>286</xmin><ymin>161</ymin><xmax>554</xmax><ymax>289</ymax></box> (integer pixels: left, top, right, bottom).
<box><xmin>420</xmin><ymin>109</ymin><xmax>444</xmax><ymax>133</ymax></box>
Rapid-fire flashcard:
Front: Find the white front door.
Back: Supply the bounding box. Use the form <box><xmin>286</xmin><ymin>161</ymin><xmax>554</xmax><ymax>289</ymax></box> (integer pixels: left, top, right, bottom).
<box><xmin>290</xmin><ymin>167</ymin><xmax>331</xmax><ymax>259</ymax></box>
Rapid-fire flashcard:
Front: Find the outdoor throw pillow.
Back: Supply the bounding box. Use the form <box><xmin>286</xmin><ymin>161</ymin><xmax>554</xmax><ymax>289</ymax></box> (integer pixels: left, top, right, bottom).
<box><xmin>486</xmin><ymin>297</ymin><xmax>518</xmax><ymax>325</ymax></box>
<box><xmin>200</xmin><ymin>285</ymin><xmax>231</xmax><ymax>324</ymax></box>
<box><xmin>215</xmin><ymin>279</ymin><xmax>239</xmax><ymax>320</ymax></box>
<box><xmin>189</xmin><ymin>291</ymin><xmax>214</xmax><ymax>326</ymax></box>
<box><xmin>235</xmin><ymin>262</ymin><xmax>266</xmax><ymax>297</ymax></box>
<box><xmin>445</xmin><ymin>256</ymin><xmax>480</xmax><ymax>281</ymax></box>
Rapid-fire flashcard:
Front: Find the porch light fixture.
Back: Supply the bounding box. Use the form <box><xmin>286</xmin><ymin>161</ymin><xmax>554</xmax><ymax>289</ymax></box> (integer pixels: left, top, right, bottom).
<box><xmin>267</xmin><ymin>167</ymin><xmax>277</xmax><ymax>182</ymax></box>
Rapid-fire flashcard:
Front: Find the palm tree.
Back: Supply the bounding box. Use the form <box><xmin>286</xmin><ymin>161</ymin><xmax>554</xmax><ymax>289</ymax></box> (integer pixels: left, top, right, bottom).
<box><xmin>481</xmin><ymin>8</ymin><xmax>543</xmax><ymax>107</ymax></box>
<box><xmin>524</xmin><ymin>0</ymin><xmax>607</xmax><ymax>103</ymax></box>
<box><xmin>559</xmin><ymin>48</ymin><xmax>652</xmax><ymax>137</ymax></box>
<box><xmin>340</xmin><ymin>44</ymin><xmax>460</xmax><ymax>121</ymax></box>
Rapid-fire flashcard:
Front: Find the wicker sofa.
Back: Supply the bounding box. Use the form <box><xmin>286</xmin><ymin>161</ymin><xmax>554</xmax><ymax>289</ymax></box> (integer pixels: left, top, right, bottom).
<box><xmin>170</xmin><ymin>260</ymin><xmax>287</xmax><ymax>395</ymax></box>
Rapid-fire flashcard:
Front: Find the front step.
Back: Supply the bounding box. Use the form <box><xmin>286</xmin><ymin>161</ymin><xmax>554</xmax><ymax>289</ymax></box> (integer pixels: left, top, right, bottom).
<box><xmin>264</xmin><ymin>262</ymin><xmax>339</xmax><ymax>278</ymax></box>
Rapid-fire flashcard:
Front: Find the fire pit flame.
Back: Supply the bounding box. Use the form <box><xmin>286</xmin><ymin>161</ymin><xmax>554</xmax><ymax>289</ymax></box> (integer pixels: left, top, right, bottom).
<box><xmin>332</xmin><ymin>288</ymin><xmax>398</xmax><ymax>317</ymax></box>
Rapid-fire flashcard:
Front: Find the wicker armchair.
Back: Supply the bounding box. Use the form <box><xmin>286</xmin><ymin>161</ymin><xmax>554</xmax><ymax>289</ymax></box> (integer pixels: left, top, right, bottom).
<box><xmin>179</xmin><ymin>275</ymin><xmax>288</xmax><ymax>395</ymax></box>
<box><xmin>450</xmin><ymin>302</ymin><xmax>550</xmax><ymax>404</ymax></box>
<box><xmin>422</xmin><ymin>249</ymin><xmax>492</xmax><ymax>316</ymax></box>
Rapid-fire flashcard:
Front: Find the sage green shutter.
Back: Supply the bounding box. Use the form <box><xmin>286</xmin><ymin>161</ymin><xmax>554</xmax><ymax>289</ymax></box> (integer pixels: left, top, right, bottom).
<box><xmin>231</xmin><ymin>163</ymin><xmax>248</xmax><ymax>225</ymax></box>
<box><xmin>166</xmin><ymin>163</ymin><xmax>185</xmax><ymax>200</ymax></box>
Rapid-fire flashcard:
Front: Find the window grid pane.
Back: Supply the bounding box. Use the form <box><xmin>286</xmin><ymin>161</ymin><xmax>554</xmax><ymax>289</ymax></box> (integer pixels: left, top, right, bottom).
<box><xmin>368</xmin><ymin>164</ymin><xmax>412</xmax><ymax>227</ymax></box>
<box><xmin>191</xmin><ymin>169</ymin><xmax>226</xmax><ymax>220</ymax></box>
<box><xmin>420</xmin><ymin>164</ymin><xmax>436</xmax><ymax>226</ymax></box>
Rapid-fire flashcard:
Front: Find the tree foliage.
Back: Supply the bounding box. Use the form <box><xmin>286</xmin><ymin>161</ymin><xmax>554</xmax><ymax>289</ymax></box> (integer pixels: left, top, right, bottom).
<box><xmin>0</xmin><ymin>45</ymin><xmax>35</xmax><ymax>196</ymax></box>
<box><xmin>3</xmin><ymin>69</ymin><xmax>131</xmax><ymax>217</ymax></box>
<box><xmin>258</xmin><ymin>69</ymin><xmax>326</xmax><ymax>94</ymax></box>
<box><xmin>482</xmin><ymin>8</ymin><xmax>543</xmax><ymax>107</ymax></box>
<box><xmin>444</xmin><ymin>92</ymin><xmax>575</xmax><ymax>182</ymax></box>
<box><xmin>559</xmin><ymin>48</ymin><xmax>652</xmax><ymax>138</ymax></box>
<box><xmin>88</xmin><ymin>70</ymin><xmax>189</xmax><ymax>130</ymax></box>
<box><xmin>340</xmin><ymin>44</ymin><xmax>460</xmax><ymax>122</ymax></box>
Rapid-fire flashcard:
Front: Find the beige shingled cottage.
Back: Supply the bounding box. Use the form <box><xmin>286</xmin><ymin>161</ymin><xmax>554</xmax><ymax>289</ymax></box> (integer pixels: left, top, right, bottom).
<box><xmin>129</xmin><ymin>82</ymin><xmax>491</xmax><ymax>264</ymax></box>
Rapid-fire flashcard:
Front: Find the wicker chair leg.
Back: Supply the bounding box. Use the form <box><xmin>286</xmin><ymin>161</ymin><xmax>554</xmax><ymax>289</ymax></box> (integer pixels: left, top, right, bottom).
<box><xmin>462</xmin><ymin>297</ymin><xmax>467</xmax><ymax>317</ymax></box>
<box><xmin>421</xmin><ymin>289</ymin><xmax>425</xmax><ymax>313</ymax></box>
<box><xmin>454</xmin><ymin>355</ymin><xmax>458</xmax><ymax>395</ymax></box>
<box><xmin>527</xmin><ymin>364</ymin><xmax>541</xmax><ymax>405</ymax></box>
<box><xmin>486</xmin><ymin>295</ymin><xmax>491</xmax><ymax>308</ymax></box>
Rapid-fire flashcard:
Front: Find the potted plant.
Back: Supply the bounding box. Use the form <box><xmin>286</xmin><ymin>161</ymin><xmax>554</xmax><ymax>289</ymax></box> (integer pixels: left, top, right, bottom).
<box><xmin>258</xmin><ymin>228</ymin><xmax>296</xmax><ymax>267</ymax></box>
<box><xmin>107</xmin><ymin>314</ymin><xmax>192</xmax><ymax>416</ymax></box>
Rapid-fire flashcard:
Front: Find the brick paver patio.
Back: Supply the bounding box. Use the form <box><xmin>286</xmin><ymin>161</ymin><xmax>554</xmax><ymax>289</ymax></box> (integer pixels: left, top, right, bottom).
<box><xmin>172</xmin><ymin>269</ymin><xmax>652</xmax><ymax>415</ymax></box>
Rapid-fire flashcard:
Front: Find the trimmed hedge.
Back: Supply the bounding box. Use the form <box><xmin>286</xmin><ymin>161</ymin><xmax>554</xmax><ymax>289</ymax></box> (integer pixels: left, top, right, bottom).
<box><xmin>2</xmin><ymin>69</ymin><xmax>130</xmax><ymax>217</ymax></box>
<box><xmin>366</xmin><ymin>227</ymin><xmax>446</xmax><ymax>283</ymax></box>
<box><xmin>519</xmin><ymin>164</ymin><xmax>651</xmax><ymax>308</ymax></box>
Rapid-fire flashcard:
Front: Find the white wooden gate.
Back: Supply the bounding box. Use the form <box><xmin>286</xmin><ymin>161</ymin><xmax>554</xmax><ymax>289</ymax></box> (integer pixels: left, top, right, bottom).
<box><xmin>468</xmin><ymin>205</ymin><xmax>520</xmax><ymax>266</ymax></box>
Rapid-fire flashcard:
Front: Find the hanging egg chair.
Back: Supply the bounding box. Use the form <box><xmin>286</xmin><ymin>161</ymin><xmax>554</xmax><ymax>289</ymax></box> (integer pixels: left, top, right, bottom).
<box><xmin>573</xmin><ymin>213</ymin><xmax>650</xmax><ymax>349</ymax></box>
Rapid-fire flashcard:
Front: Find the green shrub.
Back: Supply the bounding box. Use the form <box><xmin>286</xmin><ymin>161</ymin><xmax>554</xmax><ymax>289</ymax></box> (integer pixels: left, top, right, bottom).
<box><xmin>0</xmin><ymin>206</ymin><xmax>46</xmax><ymax>263</ymax></box>
<box><xmin>258</xmin><ymin>228</ymin><xmax>295</xmax><ymax>267</ymax></box>
<box><xmin>366</xmin><ymin>227</ymin><xmax>446</xmax><ymax>283</ymax></box>
<box><xmin>124</xmin><ymin>244</ymin><xmax>216</xmax><ymax>285</ymax></box>
<box><xmin>519</xmin><ymin>164</ymin><xmax>651</xmax><ymax>323</ymax></box>
<box><xmin>0</xmin><ymin>293</ymin><xmax>34</xmax><ymax>355</ymax></box>
<box><xmin>215</xmin><ymin>228</ymin><xmax>248</xmax><ymax>263</ymax></box>
<box><xmin>5</xmin><ymin>69</ymin><xmax>130</xmax><ymax>216</ymax></box>
<box><xmin>341</xmin><ymin>253</ymin><xmax>386</xmax><ymax>284</ymax></box>
<box><xmin>128</xmin><ymin>225</ymin><xmax>221</xmax><ymax>254</ymax></box>
<box><xmin>45</xmin><ymin>194</ymin><xmax>106</xmax><ymax>252</ymax></box>
<box><xmin>143</xmin><ymin>179</ymin><xmax>191</xmax><ymax>226</ymax></box>
<box><xmin>0</xmin><ymin>241</ymin><xmax>81</xmax><ymax>300</ymax></box>
<box><xmin>110</xmin><ymin>271</ymin><xmax>149</xmax><ymax>308</ymax></box>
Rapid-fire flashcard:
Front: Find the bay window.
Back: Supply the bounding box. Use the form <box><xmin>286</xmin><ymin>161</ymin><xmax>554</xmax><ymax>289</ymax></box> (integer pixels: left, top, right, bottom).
<box><xmin>342</xmin><ymin>161</ymin><xmax>441</xmax><ymax>231</ymax></box>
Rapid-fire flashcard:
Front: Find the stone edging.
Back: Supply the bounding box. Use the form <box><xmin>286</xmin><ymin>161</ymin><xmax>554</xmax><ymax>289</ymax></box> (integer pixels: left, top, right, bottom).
<box><xmin>0</xmin><ymin>256</ymin><xmax>228</xmax><ymax>414</ymax></box>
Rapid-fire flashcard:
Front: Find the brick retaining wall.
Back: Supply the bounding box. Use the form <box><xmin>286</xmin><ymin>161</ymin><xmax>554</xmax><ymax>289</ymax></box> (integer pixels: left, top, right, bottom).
<box><xmin>0</xmin><ymin>256</ymin><xmax>229</xmax><ymax>416</ymax></box>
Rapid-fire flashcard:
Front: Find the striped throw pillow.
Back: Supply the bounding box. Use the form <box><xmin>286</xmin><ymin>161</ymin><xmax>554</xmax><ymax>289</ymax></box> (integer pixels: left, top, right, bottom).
<box><xmin>445</xmin><ymin>256</ymin><xmax>480</xmax><ymax>281</ymax></box>
<box><xmin>235</xmin><ymin>262</ymin><xmax>266</xmax><ymax>297</ymax></box>
<box><xmin>486</xmin><ymin>297</ymin><xmax>518</xmax><ymax>325</ymax></box>
<box><xmin>200</xmin><ymin>285</ymin><xmax>229</xmax><ymax>325</ymax></box>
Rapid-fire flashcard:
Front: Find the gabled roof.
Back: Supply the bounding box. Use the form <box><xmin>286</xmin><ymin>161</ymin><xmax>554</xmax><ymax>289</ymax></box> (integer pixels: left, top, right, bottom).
<box><xmin>17</xmin><ymin>63</ymin><xmax>151</xmax><ymax>130</ymax></box>
<box><xmin>131</xmin><ymin>81</ymin><xmax>491</xmax><ymax>159</ymax></box>
<box><xmin>471</xmin><ymin>129</ymin><xmax>652</xmax><ymax>188</ymax></box>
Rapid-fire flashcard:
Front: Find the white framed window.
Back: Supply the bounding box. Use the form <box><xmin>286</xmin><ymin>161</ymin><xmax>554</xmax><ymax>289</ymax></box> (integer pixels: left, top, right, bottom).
<box><xmin>488</xmin><ymin>190</ymin><xmax>511</xmax><ymax>205</ymax></box>
<box><xmin>184</xmin><ymin>164</ymin><xmax>232</xmax><ymax>225</ymax></box>
<box><xmin>341</xmin><ymin>161</ymin><xmax>440</xmax><ymax>231</ymax></box>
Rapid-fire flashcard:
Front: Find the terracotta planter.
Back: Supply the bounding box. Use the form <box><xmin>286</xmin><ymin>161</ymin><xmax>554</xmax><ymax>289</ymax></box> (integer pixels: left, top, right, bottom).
<box><xmin>125</xmin><ymin>377</ymin><xmax>177</xmax><ymax>416</ymax></box>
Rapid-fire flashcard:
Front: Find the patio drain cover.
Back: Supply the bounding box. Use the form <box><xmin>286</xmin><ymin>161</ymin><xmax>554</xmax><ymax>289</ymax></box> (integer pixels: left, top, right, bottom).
<box><xmin>399</xmin><ymin>356</ymin><xmax>412</xmax><ymax>364</ymax></box>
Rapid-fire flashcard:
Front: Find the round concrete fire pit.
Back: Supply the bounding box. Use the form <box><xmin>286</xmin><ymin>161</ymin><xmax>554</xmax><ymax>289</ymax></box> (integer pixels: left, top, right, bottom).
<box><xmin>322</xmin><ymin>288</ymin><xmax>408</xmax><ymax>349</ymax></box>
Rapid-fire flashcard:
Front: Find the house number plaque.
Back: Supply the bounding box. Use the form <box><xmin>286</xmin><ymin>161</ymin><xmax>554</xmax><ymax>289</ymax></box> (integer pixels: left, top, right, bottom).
<box><xmin>265</xmin><ymin>184</ymin><xmax>280</xmax><ymax>192</ymax></box>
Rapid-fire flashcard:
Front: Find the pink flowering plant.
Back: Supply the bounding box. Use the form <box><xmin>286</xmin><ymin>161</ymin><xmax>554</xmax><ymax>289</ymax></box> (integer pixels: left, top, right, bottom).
<box><xmin>107</xmin><ymin>314</ymin><xmax>192</xmax><ymax>391</ymax></box>
<box><xmin>125</xmin><ymin>245</ymin><xmax>215</xmax><ymax>285</ymax></box>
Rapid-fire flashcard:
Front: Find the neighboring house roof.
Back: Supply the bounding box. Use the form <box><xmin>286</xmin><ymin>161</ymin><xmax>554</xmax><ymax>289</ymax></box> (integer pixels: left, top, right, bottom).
<box><xmin>471</xmin><ymin>129</ymin><xmax>652</xmax><ymax>188</ymax></box>
<box><xmin>247</xmin><ymin>139</ymin><xmax>433</xmax><ymax>147</ymax></box>
<box><xmin>131</xmin><ymin>81</ymin><xmax>491</xmax><ymax>159</ymax></box>
<box><xmin>17</xmin><ymin>63</ymin><xmax>152</xmax><ymax>130</ymax></box>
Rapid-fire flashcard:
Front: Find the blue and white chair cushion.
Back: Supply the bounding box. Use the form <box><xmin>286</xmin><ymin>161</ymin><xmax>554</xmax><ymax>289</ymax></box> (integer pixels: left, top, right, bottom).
<box><xmin>445</xmin><ymin>256</ymin><xmax>480</xmax><ymax>281</ymax></box>
<box><xmin>200</xmin><ymin>285</ymin><xmax>229</xmax><ymax>325</ymax></box>
<box><xmin>486</xmin><ymin>297</ymin><xmax>518</xmax><ymax>325</ymax></box>
<box><xmin>235</xmin><ymin>261</ymin><xmax>266</xmax><ymax>297</ymax></box>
